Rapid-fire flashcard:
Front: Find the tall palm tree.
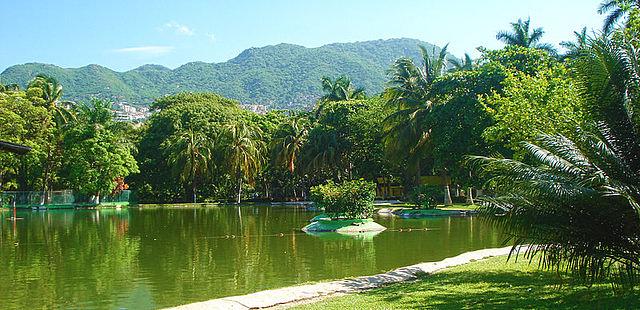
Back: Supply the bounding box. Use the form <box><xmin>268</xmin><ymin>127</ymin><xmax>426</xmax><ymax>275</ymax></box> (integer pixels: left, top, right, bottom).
<box><xmin>272</xmin><ymin>116</ymin><xmax>309</xmax><ymax>174</ymax></box>
<box><xmin>560</xmin><ymin>27</ymin><xmax>589</xmax><ymax>59</ymax></box>
<box><xmin>383</xmin><ymin>44</ymin><xmax>449</xmax><ymax>190</ymax></box>
<box><xmin>163</xmin><ymin>128</ymin><xmax>214</xmax><ymax>203</ymax></box>
<box><xmin>222</xmin><ymin>121</ymin><xmax>265</xmax><ymax>203</ymax></box>
<box><xmin>320</xmin><ymin>76</ymin><xmax>366</xmax><ymax>102</ymax></box>
<box><xmin>599</xmin><ymin>0</ymin><xmax>640</xmax><ymax>34</ymax></box>
<box><xmin>448</xmin><ymin>53</ymin><xmax>474</xmax><ymax>72</ymax></box>
<box><xmin>26</xmin><ymin>75</ymin><xmax>75</xmax><ymax>204</ymax></box>
<box><xmin>469</xmin><ymin>36</ymin><xmax>640</xmax><ymax>285</ymax></box>
<box><xmin>27</xmin><ymin>74</ymin><xmax>75</xmax><ymax>126</ymax></box>
<box><xmin>496</xmin><ymin>18</ymin><xmax>557</xmax><ymax>54</ymax></box>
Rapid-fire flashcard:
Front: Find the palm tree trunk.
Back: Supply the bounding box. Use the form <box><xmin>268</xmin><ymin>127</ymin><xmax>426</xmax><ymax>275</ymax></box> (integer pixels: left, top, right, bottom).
<box><xmin>40</xmin><ymin>147</ymin><xmax>52</xmax><ymax>205</ymax></box>
<box><xmin>192</xmin><ymin>180</ymin><xmax>197</xmax><ymax>203</ymax></box>
<box><xmin>441</xmin><ymin>174</ymin><xmax>452</xmax><ymax>206</ymax></box>
<box><xmin>236</xmin><ymin>169</ymin><xmax>242</xmax><ymax>204</ymax></box>
<box><xmin>467</xmin><ymin>187</ymin><xmax>475</xmax><ymax>205</ymax></box>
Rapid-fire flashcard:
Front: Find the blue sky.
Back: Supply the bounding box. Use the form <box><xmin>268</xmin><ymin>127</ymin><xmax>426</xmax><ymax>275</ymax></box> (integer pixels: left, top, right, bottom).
<box><xmin>0</xmin><ymin>0</ymin><xmax>604</xmax><ymax>72</ymax></box>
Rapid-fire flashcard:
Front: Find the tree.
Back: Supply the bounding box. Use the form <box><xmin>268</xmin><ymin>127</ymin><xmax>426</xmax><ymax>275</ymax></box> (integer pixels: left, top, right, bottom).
<box><xmin>163</xmin><ymin>128</ymin><xmax>214</xmax><ymax>203</ymax></box>
<box><xmin>25</xmin><ymin>75</ymin><xmax>76</xmax><ymax>204</ymax></box>
<box><xmin>469</xmin><ymin>36</ymin><xmax>640</xmax><ymax>286</ymax></box>
<box><xmin>0</xmin><ymin>91</ymin><xmax>51</xmax><ymax>191</ymax></box>
<box><xmin>448</xmin><ymin>53</ymin><xmax>474</xmax><ymax>72</ymax></box>
<box><xmin>496</xmin><ymin>18</ymin><xmax>557</xmax><ymax>54</ymax></box>
<box><xmin>27</xmin><ymin>74</ymin><xmax>75</xmax><ymax>126</ymax></box>
<box><xmin>61</xmin><ymin>100</ymin><xmax>138</xmax><ymax>203</ymax></box>
<box><xmin>131</xmin><ymin>92</ymin><xmax>247</xmax><ymax>203</ymax></box>
<box><xmin>222</xmin><ymin>121</ymin><xmax>265</xmax><ymax>203</ymax></box>
<box><xmin>271</xmin><ymin>116</ymin><xmax>308</xmax><ymax>174</ymax></box>
<box><xmin>599</xmin><ymin>0</ymin><xmax>640</xmax><ymax>33</ymax></box>
<box><xmin>560</xmin><ymin>27</ymin><xmax>589</xmax><ymax>59</ymax></box>
<box><xmin>480</xmin><ymin>60</ymin><xmax>584</xmax><ymax>158</ymax></box>
<box><xmin>0</xmin><ymin>82</ymin><xmax>20</xmax><ymax>92</ymax></box>
<box><xmin>383</xmin><ymin>44</ymin><xmax>449</xmax><ymax>193</ymax></box>
<box><xmin>320</xmin><ymin>76</ymin><xmax>366</xmax><ymax>102</ymax></box>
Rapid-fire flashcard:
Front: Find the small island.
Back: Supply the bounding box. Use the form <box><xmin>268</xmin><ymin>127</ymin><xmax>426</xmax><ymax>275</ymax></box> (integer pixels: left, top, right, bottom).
<box><xmin>302</xmin><ymin>180</ymin><xmax>386</xmax><ymax>233</ymax></box>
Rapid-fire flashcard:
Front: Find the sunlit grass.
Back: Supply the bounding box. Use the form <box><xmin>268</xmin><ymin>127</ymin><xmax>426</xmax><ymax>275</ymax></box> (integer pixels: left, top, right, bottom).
<box><xmin>294</xmin><ymin>255</ymin><xmax>639</xmax><ymax>309</ymax></box>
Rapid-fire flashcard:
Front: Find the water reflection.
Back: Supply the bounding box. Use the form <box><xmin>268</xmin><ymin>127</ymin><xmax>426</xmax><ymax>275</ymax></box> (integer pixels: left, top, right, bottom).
<box><xmin>0</xmin><ymin>206</ymin><xmax>502</xmax><ymax>309</ymax></box>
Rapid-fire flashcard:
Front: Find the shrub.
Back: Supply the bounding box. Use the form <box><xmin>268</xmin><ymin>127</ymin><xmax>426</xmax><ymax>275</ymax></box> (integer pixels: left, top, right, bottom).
<box><xmin>410</xmin><ymin>185</ymin><xmax>441</xmax><ymax>209</ymax></box>
<box><xmin>310</xmin><ymin>179</ymin><xmax>376</xmax><ymax>219</ymax></box>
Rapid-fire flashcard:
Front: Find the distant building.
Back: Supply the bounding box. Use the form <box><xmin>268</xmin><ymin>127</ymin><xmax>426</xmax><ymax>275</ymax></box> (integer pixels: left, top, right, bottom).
<box><xmin>241</xmin><ymin>104</ymin><xmax>268</xmax><ymax>114</ymax></box>
<box><xmin>112</xmin><ymin>102</ymin><xmax>152</xmax><ymax>122</ymax></box>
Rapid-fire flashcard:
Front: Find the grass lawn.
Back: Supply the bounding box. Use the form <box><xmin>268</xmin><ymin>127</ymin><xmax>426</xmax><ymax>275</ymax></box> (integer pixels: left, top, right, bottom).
<box><xmin>293</xmin><ymin>256</ymin><xmax>639</xmax><ymax>309</ymax></box>
<box><xmin>437</xmin><ymin>204</ymin><xmax>479</xmax><ymax>211</ymax></box>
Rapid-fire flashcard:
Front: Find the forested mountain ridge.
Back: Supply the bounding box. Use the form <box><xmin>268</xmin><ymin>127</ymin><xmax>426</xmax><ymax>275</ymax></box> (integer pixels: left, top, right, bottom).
<box><xmin>0</xmin><ymin>38</ymin><xmax>450</xmax><ymax>109</ymax></box>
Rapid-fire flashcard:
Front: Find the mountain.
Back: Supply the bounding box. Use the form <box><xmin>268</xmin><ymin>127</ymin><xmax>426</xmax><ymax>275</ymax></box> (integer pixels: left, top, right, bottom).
<box><xmin>0</xmin><ymin>38</ymin><xmax>452</xmax><ymax>109</ymax></box>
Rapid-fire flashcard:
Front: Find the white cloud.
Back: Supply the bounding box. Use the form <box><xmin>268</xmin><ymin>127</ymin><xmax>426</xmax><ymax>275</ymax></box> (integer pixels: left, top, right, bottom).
<box><xmin>112</xmin><ymin>46</ymin><xmax>174</xmax><ymax>55</ymax></box>
<box><xmin>164</xmin><ymin>21</ymin><xmax>195</xmax><ymax>36</ymax></box>
<box><xmin>206</xmin><ymin>33</ymin><xmax>216</xmax><ymax>42</ymax></box>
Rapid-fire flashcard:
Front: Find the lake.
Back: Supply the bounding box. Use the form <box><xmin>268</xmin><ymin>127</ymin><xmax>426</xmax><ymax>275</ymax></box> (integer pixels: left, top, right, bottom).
<box><xmin>0</xmin><ymin>205</ymin><xmax>503</xmax><ymax>309</ymax></box>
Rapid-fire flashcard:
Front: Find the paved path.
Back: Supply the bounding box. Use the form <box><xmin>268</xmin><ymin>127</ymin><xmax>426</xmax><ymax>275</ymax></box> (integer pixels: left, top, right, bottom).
<box><xmin>166</xmin><ymin>246</ymin><xmax>520</xmax><ymax>310</ymax></box>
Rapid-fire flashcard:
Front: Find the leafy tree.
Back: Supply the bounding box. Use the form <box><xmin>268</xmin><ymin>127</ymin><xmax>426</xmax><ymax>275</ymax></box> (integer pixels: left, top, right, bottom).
<box><xmin>599</xmin><ymin>0</ymin><xmax>640</xmax><ymax>33</ymax></box>
<box><xmin>496</xmin><ymin>18</ymin><xmax>557</xmax><ymax>55</ymax></box>
<box><xmin>0</xmin><ymin>91</ymin><xmax>51</xmax><ymax>191</ymax></box>
<box><xmin>61</xmin><ymin>100</ymin><xmax>138</xmax><ymax>202</ymax></box>
<box><xmin>131</xmin><ymin>92</ymin><xmax>245</xmax><ymax>203</ymax></box>
<box><xmin>470</xmin><ymin>36</ymin><xmax>640</xmax><ymax>286</ymax></box>
<box><xmin>163</xmin><ymin>128</ymin><xmax>214</xmax><ymax>203</ymax></box>
<box><xmin>221</xmin><ymin>121</ymin><xmax>265</xmax><ymax>203</ymax></box>
<box><xmin>481</xmin><ymin>61</ymin><xmax>584</xmax><ymax>158</ymax></box>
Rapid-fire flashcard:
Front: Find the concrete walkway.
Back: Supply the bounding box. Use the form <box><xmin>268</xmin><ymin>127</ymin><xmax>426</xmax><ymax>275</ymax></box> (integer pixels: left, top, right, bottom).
<box><xmin>166</xmin><ymin>246</ymin><xmax>521</xmax><ymax>310</ymax></box>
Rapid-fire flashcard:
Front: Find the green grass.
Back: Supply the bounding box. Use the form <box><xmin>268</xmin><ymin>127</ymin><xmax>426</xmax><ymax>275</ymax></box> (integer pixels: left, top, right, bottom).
<box><xmin>293</xmin><ymin>256</ymin><xmax>639</xmax><ymax>309</ymax></box>
<box><xmin>438</xmin><ymin>204</ymin><xmax>479</xmax><ymax>211</ymax></box>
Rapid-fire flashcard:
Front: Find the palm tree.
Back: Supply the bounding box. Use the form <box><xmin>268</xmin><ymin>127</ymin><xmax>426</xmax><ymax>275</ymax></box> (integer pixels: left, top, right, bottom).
<box><xmin>272</xmin><ymin>116</ymin><xmax>309</xmax><ymax>174</ymax></box>
<box><xmin>163</xmin><ymin>128</ymin><xmax>214</xmax><ymax>203</ymax></box>
<box><xmin>222</xmin><ymin>121</ymin><xmax>265</xmax><ymax>203</ymax></box>
<box><xmin>599</xmin><ymin>0</ymin><xmax>640</xmax><ymax>34</ymax></box>
<box><xmin>448</xmin><ymin>53</ymin><xmax>474</xmax><ymax>72</ymax></box>
<box><xmin>469</xmin><ymin>36</ymin><xmax>640</xmax><ymax>285</ymax></box>
<box><xmin>320</xmin><ymin>76</ymin><xmax>366</xmax><ymax>102</ymax></box>
<box><xmin>496</xmin><ymin>18</ymin><xmax>557</xmax><ymax>54</ymax></box>
<box><xmin>383</xmin><ymin>44</ymin><xmax>449</xmax><ymax>194</ymax></box>
<box><xmin>26</xmin><ymin>75</ymin><xmax>75</xmax><ymax>205</ymax></box>
<box><xmin>302</xmin><ymin>125</ymin><xmax>341</xmax><ymax>175</ymax></box>
<box><xmin>27</xmin><ymin>74</ymin><xmax>75</xmax><ymax>126</ymax></box>
<box><xmin>560</xmin><ymin>27</ymin><xmax>589</xmax><ymax>59</ymax></box>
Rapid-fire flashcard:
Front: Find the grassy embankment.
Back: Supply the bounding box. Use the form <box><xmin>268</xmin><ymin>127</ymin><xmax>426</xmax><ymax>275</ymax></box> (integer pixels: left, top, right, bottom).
<box><xmin>294</xmin><ymin>255</ymin><xmax>639</xmax><ymax>309</ymax></box>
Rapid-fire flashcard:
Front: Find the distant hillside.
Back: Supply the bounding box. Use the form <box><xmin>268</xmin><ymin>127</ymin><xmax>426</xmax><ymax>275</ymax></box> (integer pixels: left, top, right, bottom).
<box><xmin>0</xmin><ymin>38</ymin><xmax>452</xmax><ymax>109</ymax></box>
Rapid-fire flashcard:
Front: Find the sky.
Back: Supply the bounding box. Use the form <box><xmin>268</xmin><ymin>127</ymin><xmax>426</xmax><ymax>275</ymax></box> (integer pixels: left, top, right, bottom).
<box><xmin>0</xmin><ymin>0</ymin><xmax>605</xmax><ymax>72</ymax></box>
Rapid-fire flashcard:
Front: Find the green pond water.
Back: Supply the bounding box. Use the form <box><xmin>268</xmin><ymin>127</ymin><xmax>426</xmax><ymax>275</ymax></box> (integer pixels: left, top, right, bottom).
<box><xmin>0</xmin><ymin>205</ymin><xmax>503</xmax><ymax>309</ymax></box>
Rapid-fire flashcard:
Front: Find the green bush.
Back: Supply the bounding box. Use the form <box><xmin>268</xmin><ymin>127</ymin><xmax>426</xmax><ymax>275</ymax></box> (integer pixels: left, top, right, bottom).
<box><xmin>410</xmin><ymin>185</ymin><xmax>442</xmax><ymax>209</ymax></box>
<box><xmin>310</xmin><ymin>179</ymin><xmax>376</xmax><ymax>219</ymax></box>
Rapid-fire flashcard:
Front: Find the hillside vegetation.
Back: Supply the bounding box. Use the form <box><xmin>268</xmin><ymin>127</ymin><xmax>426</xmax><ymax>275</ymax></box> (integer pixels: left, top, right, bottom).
<box><xmin>0</xmin><ymin>38</ymin><xmax>449</xmax><ymax>109</ymax></box>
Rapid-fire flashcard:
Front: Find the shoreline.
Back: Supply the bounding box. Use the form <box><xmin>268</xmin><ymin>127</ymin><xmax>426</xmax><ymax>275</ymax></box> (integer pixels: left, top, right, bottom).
<box><xmin>166</xmin><ymin>246</ymin><xmax>521</xmax><ymax>310</ymax></box>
